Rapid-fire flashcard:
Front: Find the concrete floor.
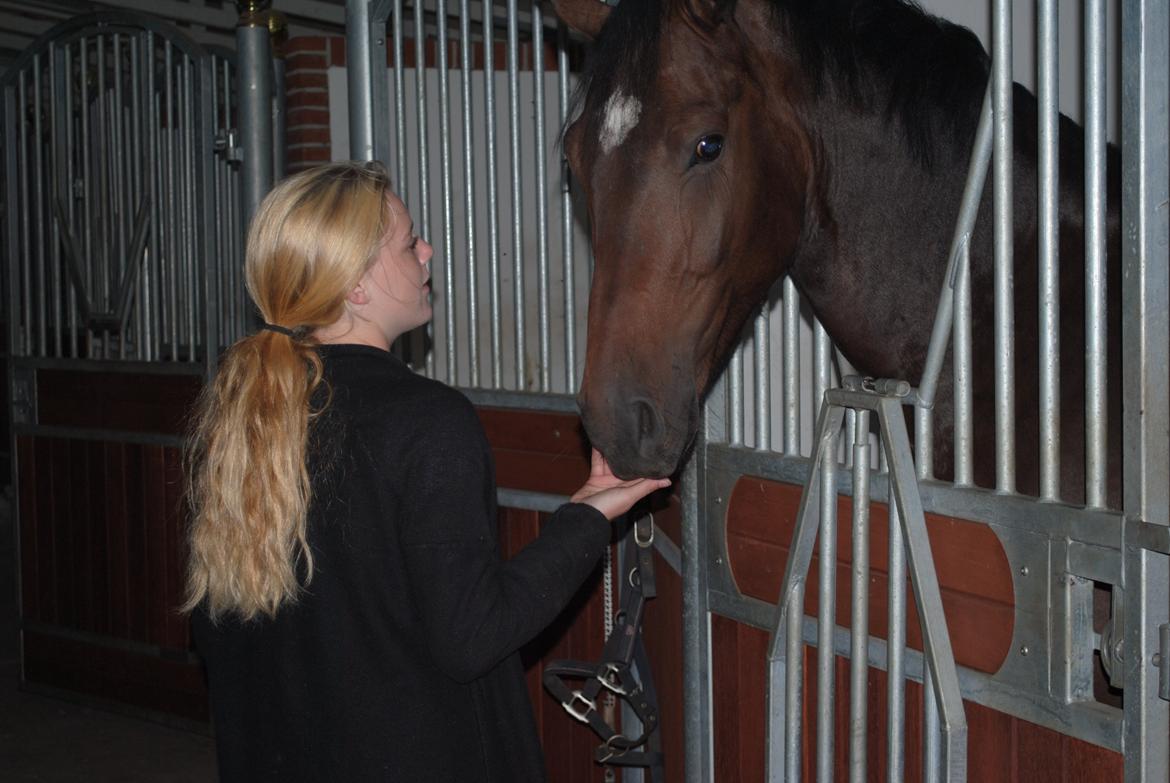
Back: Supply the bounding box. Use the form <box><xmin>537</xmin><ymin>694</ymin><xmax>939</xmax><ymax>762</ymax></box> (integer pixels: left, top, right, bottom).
<box><xmin>0</xmin><ymin>493</ymin><xmax>219</xmax><ymax>782</ymax></box>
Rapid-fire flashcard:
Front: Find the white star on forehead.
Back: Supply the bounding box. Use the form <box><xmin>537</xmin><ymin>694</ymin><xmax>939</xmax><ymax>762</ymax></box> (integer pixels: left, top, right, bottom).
<box><xmin>599</xmin><ymin>90</ymin><xmax>642</xmax><ymax>154</ymax></box>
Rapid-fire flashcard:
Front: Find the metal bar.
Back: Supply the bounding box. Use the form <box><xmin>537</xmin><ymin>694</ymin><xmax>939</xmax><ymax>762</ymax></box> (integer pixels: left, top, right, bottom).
<box><xmin>5</xmin><ymin>83</ymin><xmax>23</xmax><ymax>350</ymax></box>
<box><xmin>367</xmin><ymin>1</ymin><xmax>392</xmax><ymax>168</ymax></box>
<box><xmin>532</xmin><ymin>1</ymin><xmax>550</xmax><ymax>393</ymax></box>
<box><xmin>345</xmin><ymin>0</ymin><xmax>375</xmax><ymax>161</ymax></box>
<box><xmin>391</xmin><ymin>0</ymin><xmax>407</xmax><ymax>186</ymax></box>
<box><xmin>923</xmin><ymin>640</ymin><xmax>941</xmax><ymax>783</ymax></box>
<box><xmin>880</xmin><ymin>396</ymin><xmax>967</xmax><ymax>781</ymax></box>
<box><xmin>784</xmin><ymin>586</ymin><xmax>803</xmax><ymax>783</ymax></box>
<box><xmin>82</xmin><ymin>37</ymin><xmax>96</xmax><ymax>357</ymax></box>
<box><xmin>412</xmin><ymin>0</ymin><xmax>432</xmax><ymax>375</ymax></box>
<box><xmin>887</xmin><ymin>492</ymin><xmax>907</xmax><ymax>783</ymax></box>
<box><xmin>729</xmin><ymin>347</ymin><xmax>743</xmax><ymax>445</ymax></box>
<box><xmin>18</xmin><ymin>73</ymin><xmax>30</xmax><ymax>356</ymax></box>
<box><xmin>953</xmin><ymin>236</ymin><xmax>973</xmax><ymax>485</ymax></box>
<box><xmin>1038</xmin><ymin>0</ymin><xmax>1060</xmax><ymax>501</ymax></box>
<box><xmin>813</xmin><ymin>318</ymin><xmax>836</xmax><ymax>783</ymax></box>
<box><xmin>237</xmin><ymin>21</ymin><xmax>274</xmax><ymax>236</ymax></box>
<box><xmin>1084</xmin><ymin>0</ymin><xmax>1108</xmax><ymax>508</ymax></box>
<box><xmin>64</xmin><ymin>43</ymin><xmax>76</xmax><ymax>358</ymax></box>
<box><xmin>755</xmin><ymin>310</ymin><xmax>770</xmax><ymax>450</ymax></box>
<box><xmin>483</xmin><ymin>0</ymin><xmax>502</xmax><ymax>388</ymax></box>
<box><xmin>783</xmin><ymin>279</ymin><xmax>799</xmax><ymax>455</ymax></box>
<box><xmin>165</xmin><ymin>40</ymin><xmax>178</xmax><ymax>357</ymax></box>
<box><xmin>146</xmin><ymin>32</ymin><xmax>160</xmax><ymax>360</ymax></box>
<box><xmin>681</xmin><ymin>453</ymin><xmax>714</xmax><ymax>782</ymax></box>
<box><xmin>272</xmin><ymin>53</ymin><xmax>286</xmax><ymax>178</ymax></box>
<box><xmin>992</xmin><ymin>0</ymin><xmax>1015</xmax><ymax>493</ymax></box>
<box><xmin>506</xmin><ymin>0</ymin><xmax>524</xmax><ymax>389</ymax></box>
<box><xmin>557</xmin><ymin>22</ymin><xmax>575</xmax><ymax>392</ymax></box>
<box><xmin>130</xmin><ymin>35</ymin><xmax>146</xmax><ymax>357</ymax></box>
<box><xmin>460</xmin><ymin>0</ymin><xmax>478</xmax><ymax>387</ymax></box>
<box><xmin>184</xmin><ymin>54</ymin><xmax>197</xmax><ymax>361</ymax></box>
<box><xmin>917</xmin><ymin>84</ymin><xmax>992</xmax><ymax>406</ymax></box>
<box><xmin>48</xmin><ymin>43</ymin><xmax>63</xmax><ymax>358</ymax></box>
<box><xmin>766</xmin><ymin>403</ymin><xmax>847</xmax><ymax>779</ymax></box>
<box><xmin>436</xmin><ymin>0</ymin><xmax>456</xmax><ymax>382</ymax></box>
<box><xmin>848</xmin><ymin>409</ymin><xmax>871</xmax><ymax>783</ymax></box>
<box><xmin>1121</xmin><ymin>0</ymin><xmax>1170</xmax><ymax>779</ymax></box>
<box><xmin>32</xmin><ymin>54</ymin><xmax>45</xmax><ymax>357</ymax></box>
<box><xmin>113</xmin><ymin>34</ymin><xmax>127</xmax><ymax>351</ymax></box>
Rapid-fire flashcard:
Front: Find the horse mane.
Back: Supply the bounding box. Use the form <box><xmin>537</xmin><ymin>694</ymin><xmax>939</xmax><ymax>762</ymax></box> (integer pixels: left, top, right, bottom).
<box><xmin>571</xmin><ymin>0</ymin><xmax>989</xmax><ymax>169</ymax></box>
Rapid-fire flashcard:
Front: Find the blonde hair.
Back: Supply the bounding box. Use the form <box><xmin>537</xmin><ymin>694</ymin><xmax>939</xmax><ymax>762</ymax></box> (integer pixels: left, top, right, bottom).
<box><xmin>184</xmin><ymin>161</ymin><xmax>392</xmax><ymax>621</ymax></box>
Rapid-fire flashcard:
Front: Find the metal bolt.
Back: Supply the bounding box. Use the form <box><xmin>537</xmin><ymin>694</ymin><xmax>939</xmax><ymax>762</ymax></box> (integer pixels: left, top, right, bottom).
<box><xmin>715</xmin><ymin>496</ymin><xmax>723</xmax><ymax>505</ymax></box>
<box><xmin>1019</xmin><ymin>645</ymin><xmax>1030</xmax><ymax>657</ymax></box>
<box><xmin>1019</xmin><ymin>565</ymin><xmax>1029</xmax><ymax>576</ymax></box>
<box><xmin>714</xmin><ymin>557</ymin><xmax>723</xmax><ymax>565</ymax></box>
<box><xmin>1152</xmin><ymin>652</ymin><xmax>1161</xmax><ymax>667</ymax></box>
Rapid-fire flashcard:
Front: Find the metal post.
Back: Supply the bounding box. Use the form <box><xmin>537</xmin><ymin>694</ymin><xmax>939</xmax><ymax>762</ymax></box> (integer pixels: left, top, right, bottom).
<box><xmin>991</xmin><ymin>0</ymin><xmax>1015</xmax><ymax>493</ymax></box>
<box><xmin>1121</xmin><ymin>0</ymin><xmax>1170</xmax><ymax>780</ymax></box>
<box><xmin>269</xmin><ymin>10</ymin><xmax>288</xmax><ymax>179</ymax></box>
<box><xmin>345</xmin><ymin>0</ymin><xmax>375</xmax><ymax>162</ymax></box>
<box><xmin>848</xmin><ymin>410</ymin><xmax>871</xmax><ymax>783</ymax></box>
<box><xmin>682</xmin><ymin>450</ymin><xmax>714</xmax><ymax>782</ymax></box>
<box><xmin>236</xmin><ymin>1</ymin><xmax>275</xmax><ymax>232</ymax></box>
<box><xmin>1037</xmin><ymin>0</ymin><xmax>1061</xmax><ymax>502</ymax></box>
<box><xmin>1084</xmin><ymin>0</ymin><xmax>1108</xmax><ymax>509</ymax></box>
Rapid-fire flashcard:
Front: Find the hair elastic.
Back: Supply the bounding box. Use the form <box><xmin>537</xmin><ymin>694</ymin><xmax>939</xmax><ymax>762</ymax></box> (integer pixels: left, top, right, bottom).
<box><xmin>259</xmin><ymin>322</ymin><xmax>296</xmax><ymax>338</ymax></box>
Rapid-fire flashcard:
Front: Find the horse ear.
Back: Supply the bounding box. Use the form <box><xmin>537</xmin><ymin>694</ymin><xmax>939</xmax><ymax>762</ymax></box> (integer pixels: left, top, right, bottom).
<box><xmin>683</xmin><ymin>0</ymin><xmax>737</xmax><ymax>30</ymax></box>
<box><xmin>549</xmin><ymin>0</ymin><xmax>612</xmax><ymax>40</ymax></box>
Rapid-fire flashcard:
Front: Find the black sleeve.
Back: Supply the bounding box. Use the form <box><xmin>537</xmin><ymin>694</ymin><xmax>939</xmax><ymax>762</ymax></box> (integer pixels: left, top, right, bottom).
<box><xmin>397</xmin><ymin>392</ymin><xmax>611</xmax><ymax>683</ymax></box>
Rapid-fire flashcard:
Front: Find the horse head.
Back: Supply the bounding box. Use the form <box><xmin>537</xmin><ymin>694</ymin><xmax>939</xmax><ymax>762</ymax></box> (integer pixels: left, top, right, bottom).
<box><xmin>557</xmin><ymin>0</ymin><xmax>814</xmax><ymax>478</ymax></box>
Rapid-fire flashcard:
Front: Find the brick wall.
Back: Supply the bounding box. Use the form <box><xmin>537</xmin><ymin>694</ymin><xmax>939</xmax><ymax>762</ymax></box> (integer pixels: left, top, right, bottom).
<box><xmin>281</xmin><ymin>32</ymin><xmax>581</xmax><ymax>171</ymax></box>
<box><xmin>284</xmin><ymin>36</ymin><xmax>344</xmax><ymax>172</ymax></box>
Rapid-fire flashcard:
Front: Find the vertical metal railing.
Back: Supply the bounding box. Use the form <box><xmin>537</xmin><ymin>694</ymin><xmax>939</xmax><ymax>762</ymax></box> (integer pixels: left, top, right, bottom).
<box><xmin>1</xmin><ymin>13</ymin><xmax>228</xmax><ymax>366</ymax></box>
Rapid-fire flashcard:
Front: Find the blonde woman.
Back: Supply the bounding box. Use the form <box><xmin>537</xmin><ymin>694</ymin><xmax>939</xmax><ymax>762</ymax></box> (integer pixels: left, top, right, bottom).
<box><xmin>185</xmin><ymin>161</ymin><xmax>669</xmax><ymax>782</ymax></box>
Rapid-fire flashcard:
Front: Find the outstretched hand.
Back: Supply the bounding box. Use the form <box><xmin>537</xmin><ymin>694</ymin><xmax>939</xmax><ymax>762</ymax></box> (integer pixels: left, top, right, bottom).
<box><xmin>570</xmin><ymin>449</ymin><xmax>672</xmax><ymax>521</ymax></box>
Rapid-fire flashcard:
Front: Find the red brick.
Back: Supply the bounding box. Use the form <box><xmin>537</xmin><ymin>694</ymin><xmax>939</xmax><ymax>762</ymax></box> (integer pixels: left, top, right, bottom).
<box><xmin>286</xmin><ymin>36</ymin><xmax>329</xmax><ymax>56</ymax></box>
<box><xmin>330</xmin><ymin>36</ymin><xmax>346</xmax><ymax>67</ymax></box>
<box><xmin>286</xmin><ymin>88</ymin><xmax>329</xmax><ymax>105</ymax></box>
<box><xmin>288</xmin><ymin>126</ymin><xmax>331</xmax><ymax>146</ymax></box>
<box><xmin>287</xmin><ymin>52</ymin><xmax>327</xmax><ymax>71</ymax></box>
<box><xmin>286</xmin><ymin>70</ymin><xmax>328</xmax><ymax>91</ymax></box>
<box><xmin>288</xmin><ymin>106</ymin><xmax>331</xmax><ymax>126</ymax></box>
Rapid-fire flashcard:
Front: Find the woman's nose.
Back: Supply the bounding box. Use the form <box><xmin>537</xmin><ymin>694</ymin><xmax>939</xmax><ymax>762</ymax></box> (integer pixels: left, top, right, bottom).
<box><xmin>419</xmin><ymin>239</ymin><xmax>434</xmax><ymax>263</ymax></box>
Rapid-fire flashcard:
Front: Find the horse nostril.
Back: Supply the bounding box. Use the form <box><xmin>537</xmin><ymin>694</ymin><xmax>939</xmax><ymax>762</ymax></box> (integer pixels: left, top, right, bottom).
<box><xmin>631</xmin><ymin>398</ymin><xmax>663</xmax><ymax>444</ymax></box>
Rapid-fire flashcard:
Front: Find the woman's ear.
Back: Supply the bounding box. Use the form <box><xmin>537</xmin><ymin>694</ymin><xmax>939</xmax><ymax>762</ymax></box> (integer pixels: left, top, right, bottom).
<box><xmin>346</xmin><ymin>283</ymin><xmax>371</xmax><ymax>306</ymax></box>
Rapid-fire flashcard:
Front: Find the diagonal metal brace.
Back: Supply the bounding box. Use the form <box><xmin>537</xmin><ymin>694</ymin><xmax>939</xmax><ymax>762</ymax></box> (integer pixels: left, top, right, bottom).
<box><xmin>53</xmin><ymin>195</ymin><xmax>151</xmax><ymax>334</ymax></box>
<box><xmin>765</xmin><ymin>379</ymin><xmax>968</xmax><ymax>782</ymax></box>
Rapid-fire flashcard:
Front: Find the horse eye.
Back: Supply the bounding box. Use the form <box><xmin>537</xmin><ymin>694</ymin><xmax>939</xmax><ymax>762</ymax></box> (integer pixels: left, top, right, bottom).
<box><xmin>694</xmin><ymin>134</ymin><xmax>724</xmax><ymax>163</ymax></box>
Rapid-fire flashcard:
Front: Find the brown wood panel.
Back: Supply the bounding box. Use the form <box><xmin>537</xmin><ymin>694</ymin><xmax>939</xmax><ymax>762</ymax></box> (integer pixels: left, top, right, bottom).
<box><xmin>87</xmin><ymin>440</ymin><xmax>111</xmax><ymax>637</ymax></box>
<box><xmin>22</xmin><ymin>629</ymin><xmax>207</xmax><ymax>722</ymax></box>
<box><xmin>34</xmin><ymin>437</ymin><xmax>57</xmax><ymax>624</ymax></box>
<box><xmin>726</xmin><ymin>478</ymin><xmax>1014</xmax><ymax>674</ymax></box>
<box><xmin>711</xmin><ymin>616</ymin><xmax>1123</xmax><ymax>782</ymax></box>
<box><xmin>36</xmin><ymin>369</ymin><xmax>200</xmax><ymax>435</ymax></box>
<box><xmin>17</xmin><ymin>435</ymin><xmax>39</xmax><ymax>621</ymax></box>
<box><xmin>123</xmin><ymin>443</ymin><xmax>148</xmax><ymax>644</ymax></box>
<box><xmin>164</xmin><ymin>448</ymin><xmax>190</xmax><ymax>650</ymax></box>
<box><xmin>143</xmin><ymin>445</ymin><xmax>170</xmax><ymax>647</ymax></box>
<box><xmin>105</xmin><ymin>441</ymin><xmax>131</xmax><ymax>639</ymax></box>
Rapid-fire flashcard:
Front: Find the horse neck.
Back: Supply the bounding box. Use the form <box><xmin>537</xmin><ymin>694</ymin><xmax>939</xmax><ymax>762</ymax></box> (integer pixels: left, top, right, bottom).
<box><xmin>783</xmin><ymin>98</ymin><xmax>979</xmax><ymax>384</ymax></box>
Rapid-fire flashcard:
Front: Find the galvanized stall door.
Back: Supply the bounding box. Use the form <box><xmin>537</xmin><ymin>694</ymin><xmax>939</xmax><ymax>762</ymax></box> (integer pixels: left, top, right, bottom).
<box><xmin>0</xmin><ymin>11</ymin><xmax>244</xmax><ymax>719</ymax></box>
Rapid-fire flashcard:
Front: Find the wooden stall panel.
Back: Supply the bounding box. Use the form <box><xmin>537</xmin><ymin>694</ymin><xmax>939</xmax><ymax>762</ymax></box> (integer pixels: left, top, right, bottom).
<box><xmin>726</xmin><ymin>477</ymin><xmax>1014</xmax><ymax>674</ymax></box>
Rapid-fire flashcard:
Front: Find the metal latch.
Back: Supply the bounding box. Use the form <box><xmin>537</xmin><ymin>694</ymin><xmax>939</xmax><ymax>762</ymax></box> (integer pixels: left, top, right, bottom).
<box><xmin>215</xmin><ymin>128</ymin><xmax>243</xmax><ymax>163</ymax></box>
<box><xmin>1160</xmin><ymin>623</ymin><xmax>1168</xmax><ymax>702</ymax></box>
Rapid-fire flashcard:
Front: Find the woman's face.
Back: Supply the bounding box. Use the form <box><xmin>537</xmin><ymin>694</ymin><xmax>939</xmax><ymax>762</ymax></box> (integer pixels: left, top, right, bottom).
<box><xmin>360</xmin><ymin>191</ymin><xmax>434</xmax><ymax>341</ymax></box>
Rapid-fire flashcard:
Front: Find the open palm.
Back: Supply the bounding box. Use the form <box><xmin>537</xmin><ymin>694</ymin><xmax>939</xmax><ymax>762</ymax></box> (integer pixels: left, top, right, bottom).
<box><xmin>570</xmin><ymin>449</ymin><xmax>672</xmax><ymax>520</ymax></box>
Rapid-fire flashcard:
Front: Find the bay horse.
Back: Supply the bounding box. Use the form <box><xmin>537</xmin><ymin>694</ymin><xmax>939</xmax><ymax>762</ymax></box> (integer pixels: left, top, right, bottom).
<box><xmin>554</xmin><ymin>0</ymin><xmax>1121</xmax><ymax>506</ymax></box>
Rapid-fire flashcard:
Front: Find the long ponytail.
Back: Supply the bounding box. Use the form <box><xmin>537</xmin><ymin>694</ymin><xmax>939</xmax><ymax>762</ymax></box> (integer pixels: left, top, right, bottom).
<box><xmin>184</xmin><ymin>162</ymin><xmax>390</xmax><ymax>621</ymax></box>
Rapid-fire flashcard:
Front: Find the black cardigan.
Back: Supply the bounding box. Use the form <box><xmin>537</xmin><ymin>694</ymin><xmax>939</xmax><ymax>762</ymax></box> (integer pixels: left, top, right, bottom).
<box><xmin>193</xmin><ymin>343</ymin><xmax>611</xmax><ymax>782</ymax></box>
